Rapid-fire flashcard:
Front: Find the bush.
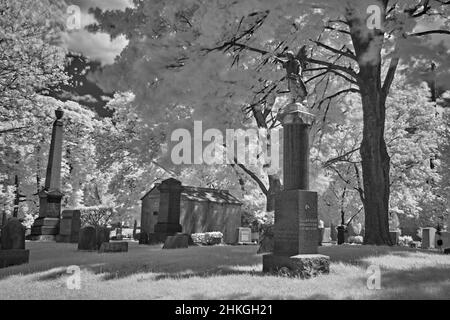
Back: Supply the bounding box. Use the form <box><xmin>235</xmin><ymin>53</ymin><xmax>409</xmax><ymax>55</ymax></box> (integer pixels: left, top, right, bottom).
<box><xmin>348</xmin><ymin>236</ymin><xmax>363</xmax><ymax>244</ymax></box>
<box><xmin>191</xmin><ymin>232</ymin><xmax>223</xmax><ymax>246</ymax></box>
<box><xmin>79</xmin><ymin>206</ymin><xmax>115</xmax><ymax>227</ymax></box>
<box><xmin>399</xmin><ymin>235</ymin><xmax>414</xmax><ymax>247</ymax></box>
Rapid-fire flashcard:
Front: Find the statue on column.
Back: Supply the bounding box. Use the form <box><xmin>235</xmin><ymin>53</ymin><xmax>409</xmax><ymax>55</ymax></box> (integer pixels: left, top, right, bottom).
<box><xmin>276</xmin><ymin>46</ymin><xmax>309</xmax><ymax>104</ymax></box>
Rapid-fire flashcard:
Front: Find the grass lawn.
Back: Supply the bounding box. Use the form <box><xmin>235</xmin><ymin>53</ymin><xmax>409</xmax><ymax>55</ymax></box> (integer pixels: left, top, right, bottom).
<box><xmin>0</xmin><ymin>242</ymin><xmax>449</xmax><ymax>300</ymax></box>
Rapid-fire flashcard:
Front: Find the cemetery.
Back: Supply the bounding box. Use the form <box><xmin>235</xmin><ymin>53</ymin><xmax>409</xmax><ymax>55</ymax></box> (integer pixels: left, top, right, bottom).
<box><xmin>1</xmin><ymin>0</ymin><xmax>450</xmax><ymax>301</ymax></box>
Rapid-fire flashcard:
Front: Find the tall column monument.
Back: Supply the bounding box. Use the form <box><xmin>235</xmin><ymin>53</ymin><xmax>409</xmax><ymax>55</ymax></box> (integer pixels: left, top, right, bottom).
<box><xmin>30</xmin><ymin>108</ymin><xmax>65</xmax><ymax>241</ymax></box>
<box><xmin>263</xmin><ymin>49</ymin><xmax>330</xmax><ymax>277</ymax></box>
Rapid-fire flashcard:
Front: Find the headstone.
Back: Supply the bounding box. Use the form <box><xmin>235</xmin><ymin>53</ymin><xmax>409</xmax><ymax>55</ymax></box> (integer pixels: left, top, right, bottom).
<box><xmin>262</xmin><ymin>103</ymin><xmax>329</xmax><ymax>278</ymax></box>
<box><xmin>96</xmin><ymin>227</ymin><xmax>110</xmax><ymax>249</ymax></box>
<box><xmin>438</xmin><ymin>232</ymin><xmax>450</xmax><ymax>249</ymax></box>
<box><xmin>0</xmin><ymin>218</ymin><xmax>29</xmax><ymax>269</ymax></box>
<box><xmin>78</xmin><ymin>226</ymin><xmax>97</xmax><ymax>251</ymax></box>
<box><xmin>322</xmin><ymin>228</ymin><xmax>331</xmax><ymax>244</ymax></box>
<box><xmin>99</xmin><ymin>242</ymin><xmax>128</xmax><ymax>253</ymax></box>
<box><xmin>30</xmin><ymin>108</ymin><xmax>65</xmax><ymax>241</ymax></box>
<box><xmin>1</xmin><ymin>218</ymin><xmax>25</xmax><ymax>250</ymax></box>
<box><xmin>237</xmin><ymin>227</ymin><xmax>252</xmax><ymax>244</ymax></box>
<box><xmin>337</xmin><ymin>225</ymin><xmax>346</xmax><ymax>245</ymax></box>
<box><xmin>330</xmin><ymin>223</ymin><xmax>337</xmax><ymax>242</ymax></box>
<box><xmin>56</xmin><ymin>210</ymin><xmax>81</xmax><ymax>243</ymax></box>
<box><xmin>163</xmin><ymin>233</ymin><xmax>189</xmax><ymax>249</ymax></box>
<box><xmin>390</xmin><ymin>230</ymin><xmax>400</xmax><ymax>245</ymax></box>
<box><xmin>422</xmin><ymin>227</ymin><xmax>436</xmax><ymax>249</ymax></box>
<box><xmin>153</xmin><ymin>178</ymin><xmax>183</xmax><ymax>241</ymax></box>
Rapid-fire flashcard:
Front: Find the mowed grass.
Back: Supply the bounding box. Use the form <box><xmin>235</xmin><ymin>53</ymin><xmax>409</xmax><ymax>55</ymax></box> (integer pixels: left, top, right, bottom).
<box><xmin>0</xmin><ymin>242</ymin><xmax>449</xmax><ymax>300</ymax></box>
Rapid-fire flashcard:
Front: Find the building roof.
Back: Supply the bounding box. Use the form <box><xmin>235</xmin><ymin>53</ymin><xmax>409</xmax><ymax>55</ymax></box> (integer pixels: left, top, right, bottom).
<box><xmin>141</xmin><ymin>184</ymin><xmax>242</xmax><ymax>205</ymax></box>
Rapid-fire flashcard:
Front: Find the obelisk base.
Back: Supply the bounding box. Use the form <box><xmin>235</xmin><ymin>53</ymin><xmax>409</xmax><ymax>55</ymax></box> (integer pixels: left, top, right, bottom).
<box><xmin>29</xmin><ymin>217</ymin><xmax>60</xmax><ymax>241</ymax></box>
<box><xmin>263</xmin><ymin>254</ymin><xmax>330</xmax><ymax>278</ymax></box>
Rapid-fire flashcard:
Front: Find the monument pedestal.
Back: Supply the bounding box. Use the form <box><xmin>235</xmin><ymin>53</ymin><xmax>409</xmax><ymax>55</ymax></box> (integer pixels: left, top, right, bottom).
<box><xmin>30</xmin><ymin>217</ymin><xmax>60</xmax><ymax>241</ymax></box>
<box><xmin>263</xmin><ymin>254</ymin><xmax>330</xmax><ymax>278</ymax></box>
<box><xmin>262</xmin><ymin>190</ymin><xmax>330</xmax><ymax>277</ymax></box>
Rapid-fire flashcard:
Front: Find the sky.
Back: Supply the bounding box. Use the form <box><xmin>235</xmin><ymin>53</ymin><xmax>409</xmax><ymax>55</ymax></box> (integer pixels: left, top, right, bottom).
<box><xmin>62</xmin><ymin>0</ymin><xmax>133</xmax><ymax>65</ymax></box>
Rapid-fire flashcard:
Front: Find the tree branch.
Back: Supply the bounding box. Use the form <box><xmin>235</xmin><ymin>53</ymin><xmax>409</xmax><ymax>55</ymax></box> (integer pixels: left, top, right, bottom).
<box><xmin>408</xmin><ymin>29</ymin><xmax>450</xmax><ymax>37</ymax></box>
<box><xmin>382</xmin><ymin>55</ymin><xmax>400</xmax><ymax>102</ymax></box>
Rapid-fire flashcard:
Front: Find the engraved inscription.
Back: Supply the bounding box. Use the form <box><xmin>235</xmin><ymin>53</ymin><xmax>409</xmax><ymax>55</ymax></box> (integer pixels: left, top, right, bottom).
<box><xmin>299</xmin><ymin>218</ymin><xmax>318</xmax><ymax>231</ymax></box>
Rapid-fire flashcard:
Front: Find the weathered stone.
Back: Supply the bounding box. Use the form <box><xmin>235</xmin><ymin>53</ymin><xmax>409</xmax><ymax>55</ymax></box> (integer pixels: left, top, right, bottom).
<box><xmin>274</xmin><ymin>190</ymin><xmax>319</xmax><ymax>256</ymax></box>
<box><xmin>31</xmin><ymin>109</ymin><xmax>65</xmax><ymax>240</ymax></box>
<box><xmin>330</xmin><ymin>223</ymin><xmax>337</xmax><ymax>242</ymax></box>
<box><xmin>318</xmin><ymin>228</ymin><xmax>324</xmax><ymax>246</ymax></box>
<box><xmin>437</xmin><ymin>232</ymin><xmax>450</xmax><ymax>249</ymax></box>
<box><xmin>322</xmin><ymin>227</ymin><xmax>331</xmax><ymax>244</ymax></box>
<box><xmin>153</xmin><ymin>178</ymin><xmax>183</xmax><ymax>239</ymax></box>
<box><xmin>0</xmin><ymin>249</ymin><xmax>29</xmax><ymax>269</ymax></box>
<box><xmin>237</xmin><ymin>227</ymin><xmax>252</xmax><ymax>244</ymax></box>
<box><xmin>422</xmin><ymin>228</ymin><xmax>436</xmax><ymax>249</ymax></box>
<box><xmin>96</xmin><ymin>227</ymin><xmax>110</xmax><ymax>249</ymax></box>
<box><xmin>99</xmin><ymin>242</ymin><xmax>128</xmax><ymax>253</ymax></box>
<box><xmin>337</xmin><ymin>226</ymin><xmax>346</xmax><ymax>245</ymax></box>
<box><xmin>56</xmin><ymin>210</ymin><xmax>81</xmax><ymax>243</ymax></box>
<box><xmin>78</xmin><ymin>226</ymin><xmax>97</xmax><ymax>251</ymax></box>
<box><xmin>263</xmin><ymin>254</ymin><xmax>330</xmax><ymax>279</ymax></box>
<box><xmin>163</xmin><ymin>233</ymin><xmax>189</xmax><ymax>249</ymax></box>
<box><xmin>390</xmin><ymin>230</ymin><xmax>400</xmax><ymax>245</ymax></box>
<box><xmin>1</xmin><ymin>218</ymin><xmax>25</xmax><ymax>250</ymax></box>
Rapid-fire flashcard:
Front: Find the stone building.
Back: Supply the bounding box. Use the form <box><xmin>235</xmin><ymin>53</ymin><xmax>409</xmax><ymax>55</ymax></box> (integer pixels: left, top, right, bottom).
<box><xmin>140</xmin><ymin>179</ymin><xmax>242</xmax><ymax>244</ymax></box>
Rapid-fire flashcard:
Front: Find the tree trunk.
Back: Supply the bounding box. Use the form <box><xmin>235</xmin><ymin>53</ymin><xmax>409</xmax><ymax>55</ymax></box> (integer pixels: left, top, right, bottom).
<box><xmin>349</xmin><ymin>6</ymin><xmax>393</xmax><ymax>245</ymax></box>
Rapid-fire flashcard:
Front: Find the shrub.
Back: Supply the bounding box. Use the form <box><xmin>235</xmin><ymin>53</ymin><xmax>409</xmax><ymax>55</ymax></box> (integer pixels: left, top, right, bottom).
<box><xmin>191</xmin><ymin>232</ymin><xmax>223</xmax><ymax>246</ymax></box>
<box><xmin>79</xmin><ymin>206</ymin><xmax>115</xmax><ymax>227</ymax></box>
<box><xmin>348</xmin><ymin>236</ymin><xmax>364</xmax><ymax>244</ymax></box>
<box><xmin>399</xmin><ymin>235</ymin><xmax>414</xmax><ymax>247</ymax></box>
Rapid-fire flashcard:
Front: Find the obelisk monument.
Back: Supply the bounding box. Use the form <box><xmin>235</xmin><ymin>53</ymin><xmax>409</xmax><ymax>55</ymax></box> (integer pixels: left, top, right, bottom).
<box><xmin>30</xmin><ymin>108</ymin><xmax>65</xmax><ymax>241</ymax></box>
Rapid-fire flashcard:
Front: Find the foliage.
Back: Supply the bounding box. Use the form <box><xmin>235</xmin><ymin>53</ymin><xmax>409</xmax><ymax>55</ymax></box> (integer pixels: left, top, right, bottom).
<box><xmin>191</xmin><ymin>232</ymin><xmax>223</xmax><ymax>246</ymax></box>
<box><xmin>79</xmin><ymin>206</ymin><xmax>116</xmax><ymax>227</ymax></box>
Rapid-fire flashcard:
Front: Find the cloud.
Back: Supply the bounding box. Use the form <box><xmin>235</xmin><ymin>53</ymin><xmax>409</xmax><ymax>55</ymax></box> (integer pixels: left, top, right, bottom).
<box><xmin>62</xmin><ymin>0</ymin><xmax>132</xmax><ymax>65</ymax></box>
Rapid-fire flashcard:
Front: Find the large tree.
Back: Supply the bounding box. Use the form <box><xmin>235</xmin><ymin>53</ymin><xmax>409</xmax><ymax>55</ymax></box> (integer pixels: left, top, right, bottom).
<box><xmin>88</xmin><ymin>0</ymin><xmax>449</xmax><ymax>244</ymax></box>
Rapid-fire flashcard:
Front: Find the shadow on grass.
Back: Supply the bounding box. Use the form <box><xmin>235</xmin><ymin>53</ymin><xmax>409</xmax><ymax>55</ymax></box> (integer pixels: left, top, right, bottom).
<box><xmin>370</xmin><ymin>265</ymin><xmax>450</xmax><ymax>300</ymax></box>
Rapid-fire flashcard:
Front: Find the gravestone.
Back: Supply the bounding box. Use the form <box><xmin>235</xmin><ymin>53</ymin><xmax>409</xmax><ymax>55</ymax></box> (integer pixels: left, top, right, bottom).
<box><xmin>99</xmin><ymin>242</ymin><xmax>128</xmax><ymax>253</ymax></box>
<box><xmin>237</xmin><ymin>227</ymin><xmax>252</xmax><ymax>244</ymax></box>
<box><xmin>78</xmin><ymin>226</ymin><xmax>97</xmax><ymax>251</ymax></box>
<box><xmin>31</xmin><ymin>108</ymin><xmax>65</xmax><ymax>241</ymax></box>
<box><xmin>422</xmin><ymin>227</ymin><xmax>436</xmax><ymax>249</ymax></box>
<box><xmin>1</xmin><ymin>218</ymin><xmax>25</xmax><ymax>250</ymax></box>
<box><xmin>262</xmin><ymin>103</ymin><xmax>330</xmax><ymax>278</ymax></box>
<box><xmin>330</xmin><ymin>223</ymin><xmax>337</xmax><ymax>242</ymax></box>
<box><xmin>163</xmin><ymin>233</ymin><xmax>189</xmax><ymax>249</ymax></box>
<box><xmin>96</xmin><ymin>226</ymin><xmax>110</xmax><ymax>249</ymax></box>
<box><xmin>322</xmin><ymin>228</ymin><xmax>331</xmax><ymax>244</ymax></box>
<box><xmin>56</xmin><ymin>210</ymin><xmax>81</xmax><ymax>243</ymax></box>
<box><xmin>0</xmin><ymin>218</ymin><xmax>29</xmax><ymax>269</ymax></box>
<box><xmin>389</xmin><ymin>230</ymin><xmax>400</xmax><ymax>245</ymax></box>
<box><xmin>153</xmin><ymin>178</ymin><xmax>183</xmax><ymax>242</ymax></box>
<box><xmin>438</xmin><ymin>232</ymin><xmax>450</xmax><ymax>249</ymax></box>
<box><xmin>78</xmin><ymin>226</ymin><xmax>111</xmax><ymax>251</ymax></box>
